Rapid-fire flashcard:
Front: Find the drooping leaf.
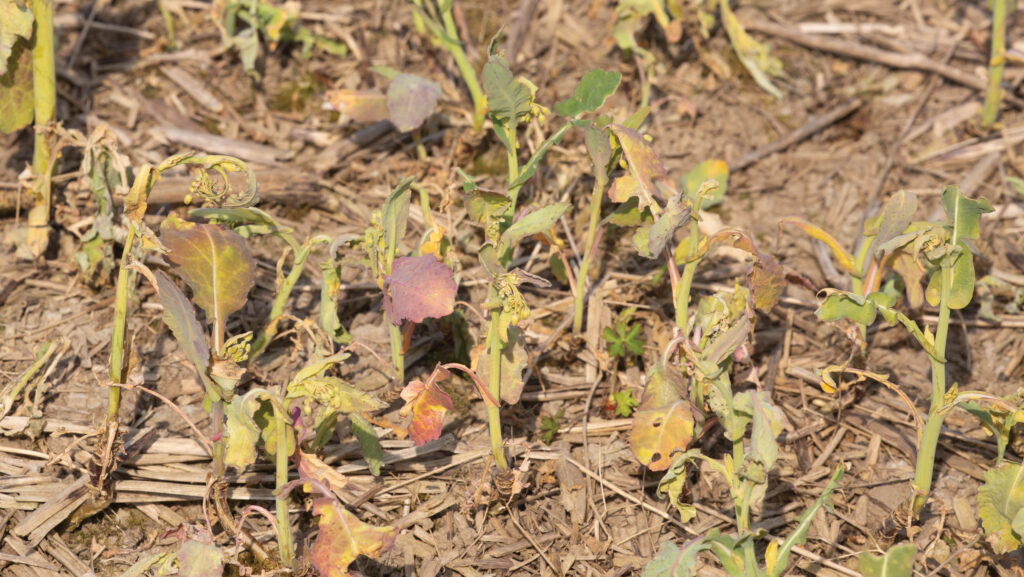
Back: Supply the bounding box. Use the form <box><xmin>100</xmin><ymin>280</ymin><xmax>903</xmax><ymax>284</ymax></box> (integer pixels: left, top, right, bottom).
<box><xmin>584</xmin><ymin>124</ymin><xmax>612</xmax><ymax>187</ymax></box>
<box><xmin>176</xmin><ymin>539</ymin><xmax>222</xmax><ymax>577</ymax></box>
<box><xmin>857</xmin><ymin>543</ymin><xmax>915</xmax><ymax>577</ymax></box>
<box><xmin>630</xmin><ymin>362</ymin><xmax>695</xmax><ymax>471</ymax></box>
<box><xmin>399</xmin><ymin>366</ymin><xmax>454</xmax><ymax>445</ymax></box>
<box><xmin>154</xmin><ymin>272</ymin><xmax>215</xmax><ymax>396</ymax></box>
<box><xmin>224</xmin><ymin>393</ymin><xmax>263</xmax><ymax>470</ymax></box>
<box><xmin>873</xmin><ymin>190</ymin><xmax>917</xmax><ymax>251</ymax></box>
<box><xmin>499</xmin><ymin>203</ymin><xmax>570</xmax><ymax>252</ymax></box>
<box><xmin>768</xmin><ymin>465</ymin><xmax>844</xmax><ymax>577</ymax></box>
<box><xmin>719</xmin><ymin>0</ymin><xmax>784</xmax><ymax>99</ymax></box>
<box><xmin>472</xmin><ymin>326</ymin><xmax>528</xmax><ymax>404</ymax></box>
<box><xmin>325</xmin><ymin>89</ymin><xmax>389</xmax><ymax>123</ymax></box>
<box><xmin>350</xmin><ymin>413</ymin><xmax>384</xmax><ymax>476</ymax></box>
<box><xmin>296</xmin><ymin>449</ymin><xmax>348</xmax><ymax>496</ymax></box>
<box><xmin>0</xmin><ymin>35</ymin><xmax>32</xmax><ymax>134</ymax></box>
<box><xmin>657</xmin><ymin>451</ymin><xmax>700</xmax><ymax>522</ymax></box>
<box><xmin>642</xmin><ymin>194</ymin><xmax>690</xmax><ymax>258</ymax></box>
<box><xmin>891</xmin><ymin>252</ymin><xmax>926</xmax><ymax>309</ymax></box>
<box><xmin>310</xmin><ymin>498</ymin><xmax>397</xmax><ymax>577</ymax></box>
<box><xmin>683</xmin><ymin>159</ymin><xmax>729</xmax><ymax>208</ymax></box>
<box><xmin>384</xmin><ymin>255</ymin><xmax>457</xmax><ymax>325</ymax></box>
<box><xmin>554</xmin><ymin>69</ymin><xmax>621</xmax><ymax>118</ymax></box>
<box><xmin>160</xmin><ymin>215</ymin><xmax>256</xmax><ymax>325</ymax></box>
<box><xmin>816</xmin><ymin>290</ymin><xmax>879</xmax><ymax>326</ymax></box>
<box><xmin>482</xmin><ymin>57</ymin><xmax>532</xmax><ymax>124</ymax></box>
<box><xmin>941</xmin><ymin>185</ymin><xmax>993</xmax><ymax>242</ymax></box>
<box><xmin>382</xmin><ymin>177</ymin><xmax>414</xmax><ymax>258</ymax></box>
<box><xmin>978</xmin><ymin>460</ymin><xmax>1024</xmax><ymax>554</ymax></box>
<box><xmin>0</xmin><ymin>0</ymin><xmax>33</xmax><ymax>76</ymax></box>
<box><xmin>778</xmin><ymin>217</ymin><xmax>858</xmax><ymax>275</ymax></box>
<box><xmin>386</xmin><ymin>73</ymin><xmax>441</xmax><ymax>132</ymax></box>
<box><xmin>608</xmin><ymin>125</ymin><xmax>667</xmax><ymax>212</ymax></box>
<box><xmin>642</xmin><ymin>539</ymin><xmax>708</xmax><ymax>577</ymax></box>
<box><xmin>742</xmin><ymin>390</ymin><xmax>785</xmax><ymax>486</ymax></box>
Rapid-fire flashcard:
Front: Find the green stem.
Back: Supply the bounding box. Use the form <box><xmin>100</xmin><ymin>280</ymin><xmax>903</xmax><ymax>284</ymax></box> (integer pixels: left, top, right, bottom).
<box><xmin>674</xmin><ymin>201</ymin><xmax>702</xmax><ymax>330</ymax></box>
<box><xmin>249</xmin><ymin>243</ymin><xmax>312</xmax><ymax>362</ymax></box>
<box><xmin>505</xmin><ymin>126</ymin><xmax>522</xmax><ymax>207</ymax></box>
<box><xmin>573</xmin><ymin>179</ymin><xmax>607</xmax><ymax>334</ymax></box>
<box><xmin>26</xmin><ymin>0</ymin><xmax>56</xmax><ymax>255</ymax></box>
<box><xmin>981</xmin><ymin>0</ymin><xmax>1008</xmax><ymax>129</ymax></box>
<box><xmin>211</xmin><ymin>399</ymin><xmax>226</xmax><ymax>479</ymax></box>
<box><xmin>439</xmin><ymin>2</ymin><xmax>485</xmax><ymax>131</ymax></box>
<box><xmin>911</xmin><ymin>261</ymin><xmax>952</xmax><ymax>515</ymax></box>
<box><xmin>388</xmin><ymin>319</ymin><xmax>405</xmax><ymax>385</ymax></box>
<box><xmin>485</xmin><ymin>294</ymin><xmax>509</xmax><ymax>470</ymax></box>
<box><xmin>274</xmin><ymin>403</ymin><xmax>294</xmax><ymax>566</ymax></box>
<box><xmin>108</xmin><ymin>224</ymin><xmax>139</xmax><ymax>421</ymax></box>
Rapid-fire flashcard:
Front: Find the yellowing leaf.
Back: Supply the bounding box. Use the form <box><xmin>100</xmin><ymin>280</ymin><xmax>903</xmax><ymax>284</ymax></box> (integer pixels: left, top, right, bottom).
<box><xmin>608</xmin><ymin>125</ymin><xmax>668</xmax><ymax>212</ymax></box>
<box><xmin>160</xmin><ymin>215</ymin><xmax>256</xmax><ymax>327</ymax></box>
<box><xmin>978</xmin><ymin>461</ymin><xmax>1024</xmax><ymax>554</ymax></box>
<box><xmin>325</xmin><ymin>89</ymin><xmax>389</xmax><ymax>123</ymax></box>
<box><xmin>384</xmin><ymin>255</ymin><xmax>457</xmax><ymax>325</ymax></box>
<box><xmin>0</xmin><ymin>32</ymin><xmax>32</xmax><ymax>134</ymax></box>
<box><xmin>297</xmin><ymin>450</ymin><xmax>348</xmax><ymax>496</ymax></box>
<box><xmin>778</xmin><ymin>217</ymin><xmax>858</xmax><ymax>275</ymax></box>
<box><xmin>0</xmin><ymin>0</ymin><xmax>33</xmax><ymax>76</ymax></box>
<box><xmin>399</xmin><ymin>365</ymin><xmax>454</xmax><ymax>446</ymax></box>
<box><xmin>858</xmin><ymin>543</ymin><xmax>915</xmax><ymax>577</ymax></box>
<box><xmin>683</xmin><ymin>159</ymin><xmax>729</xmax><ymax>208</ymax></box>
<box><xmin>311</xmin><ymin>498</ymin><xmax>397</xmax><ymax>577</ymax></box>
<box><xmin>177</xmin><ymin>539</ymin><xmax>222</xmax><ymax>577</ymax></box>
<box><xmin>420</xmin><ymin>226</ymin><xmax>445</xmax><ymax>259</ymax></box>
<box><xmin>224</xmin><ymin>394</ymin><xmax>262</xmax><ymax>470</ymax></box>
<box><xmin>720</xmin><ymin>0</ymin><xmax>784</xmax><ymax>99</ymax></box>
<box><xmin>630</xmin><ymin>362</ymin><xmax>695</xmax><ymax>471</ymax></box>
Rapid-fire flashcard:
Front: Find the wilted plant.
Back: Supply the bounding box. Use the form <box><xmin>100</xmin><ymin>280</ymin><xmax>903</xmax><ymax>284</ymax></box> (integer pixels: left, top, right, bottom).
<box><xmin>813</xmin><ymin>186</ymin><xmax>993</xmax><ymax>515</ymax></box>
<box><xmin>1</xmin><ymin>0</ymin><xmax>57</xmax><ymax>257</ymax></box>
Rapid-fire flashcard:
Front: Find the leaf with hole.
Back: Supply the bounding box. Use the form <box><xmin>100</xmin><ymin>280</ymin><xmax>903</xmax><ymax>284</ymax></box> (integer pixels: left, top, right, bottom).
<box><xmin>383</xmin><ymin>255</ymin><xmax>457</xmax><ymax>325</ymax></box>
<box><xmin>630</xmin><ymin>362</ymin><xmax>695</xmax><ymax>471</ymax></box>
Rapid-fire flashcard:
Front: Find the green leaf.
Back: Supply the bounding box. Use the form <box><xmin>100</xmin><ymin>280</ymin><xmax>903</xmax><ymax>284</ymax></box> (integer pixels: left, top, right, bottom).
<box><xmin>925</xmin><ymin>245</ymin><xmax>975</xmax><ymax>310</ymax></box>
<box><xmin>382</xmin><ymin>177</ymin><xmax>415</xmax><ymax>260</ymax></box>
<box><xmin>288</xmin><ymin>375</ymin><xmax>385</xmax><ymax>414</ymax></box>
<box><xmin>978</xmin><ymin>460</ymin><xmax>1024</xmax><ymax>554</ymax></box>
<box><xmin>224</xmin><ymin>393</ymin><xmax>262</xmax><ymax>470</ymax></box>
<box><xmin>656</xmin><ymin>450</ymin><xmax>700</xmax><ymax>521</ymax></box>
<box><xmin>154</xmin><ymin>272</ymin><xmax>217</xmax><ymax>398</ymax></box>
<box><xmin>386</xmin><ymin>73</ymin><xmax>441</xmax><ymax>132</ymax></box>
<box><xmin>942</xmin><ymin>185</ymin><xmax>993</xmax><ymax>242</ymax></box>
<box><xmin>499</xmin><ymin>202</ymin><xmax>569</xmax><ymax>251</ymax></box>
<box><xmin>642</xmin><ymin>539</ymin><xmax>708</xmax><ymax>577</ymax></box>
<box><xmin>350</xmin><ymin>413</ymin><xmax>384</xmax><ymax>477</ymax></box>
<box><xmin>857</xmin><ymin>543</ymin><xmax>915</xmax><ymax>577</ymax></box>
<box><xmin>482</xmin><ymin>57</ymin><xmax>532</xmax><ymax>123</ymax></box>
<box><xmin>0</xmin><ymin>0</ymin><xmax>33</xmax><ymax>76</ymax></box>
<box><xmin>629</xmin><ymin>362</ymin><xmax>695</xmax><ymax>471</ymax></box>
<box><xmin>611</xmin><ymin>390</ymin><xmax>639</xmax><ymax>417</ymax></box>
<box><xmin>160</xmin><ymin>215</ymin><xmax>256</xmax><ymax>327</ymax></box>
<box><xmin>511</xmin><ymin>122</ymin><xmax>572</xmax><ymax>188</ymax></box>
<box><xmin>874</xmin><ymin>190</ymin><xmax>917</xmax><ymax>252</ymax></box>
<box><xmin>683</xmin><ymin>159</ymin><xmax>729</xmax><ymax>208</ymax></box>
<box><xmin>474</xmin><ymin>326</ymin><xmax>528</xmax><ymax>404</ymax></box>
<box><xmin>745</xmin><ymin>390</ymin><xmax>784</xmax><ymax>484</ymax></box>
<box><xmin>769</xmin><ymin>465</ymin><xmax>844</xmax><ymax>577</ymax></box>
<box><xmin>554</xmin><ymin>69</ymin><xmax>621</xmax><ymax>118</ymax></box>
<box><xmin>816</xmin><ymin>290</ymin><xmax>879</xmax><ymax>326</ymax></box>
<box><xmin>0</xmin><ymin>32</ymin><xmax>31</xmax><ymax>134</ymax></box>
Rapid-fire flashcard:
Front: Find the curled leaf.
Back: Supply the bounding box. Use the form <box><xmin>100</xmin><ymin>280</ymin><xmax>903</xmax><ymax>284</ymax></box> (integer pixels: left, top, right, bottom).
<box><xmin>399</xmin><ymin>365</ymin><xmax>454</xmax><ymax>445</ymax></box>
<box><xmin>608</xmin><ymin>125</ymin><xmax>668</xmax><ymax>212</ymax></box>
<box><xmin>384</xmin><ymin>255</ymin><xmax>457</xmax><ymax>325</ymax></box>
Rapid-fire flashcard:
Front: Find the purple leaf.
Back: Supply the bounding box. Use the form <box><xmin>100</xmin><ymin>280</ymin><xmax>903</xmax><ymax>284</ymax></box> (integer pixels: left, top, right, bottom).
<box><xmin>384</xmin><ymin>255</ymin><xmax>457</xmax><ymax>325</ymax></box>
<box><xmin>386</xmin><ymin>74</ymin><xmax>441</xmax><ymax>132</ymax></box>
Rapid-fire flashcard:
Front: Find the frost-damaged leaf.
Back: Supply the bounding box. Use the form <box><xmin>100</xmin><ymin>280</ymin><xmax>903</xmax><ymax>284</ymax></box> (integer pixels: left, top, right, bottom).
<box><xmin>873</xmin><ymin>190</ymin><xmax>916</xmax><ymax>251</ymax></box>
<box><xmin>978</xmin><ymin>460</ymin><xmax>1024</xmax><ymax>554</ymax></box>
<box><xmin>0</xmin><ymin>0</ymin><xmax>32</xmax><ymax>76</ymax></box>
<box><xmin>891</xmin><ymin>252</ymin><xmax>926</xmax><ymax>309</ymax></box>
<box><xmin>742</xmin><ymin>390</ymin><xmax>785</xmax><ymax>486</ymax></box>
<box><xmin>324</xmin><ymin>89</ymin><xmax>389</xmax><ymax>123</ymax></box>
<box><xmin>608</xmin><ymin>125</ymin><xmax>667</xmax><ymax>212</ymax></box>
<box><xmin>554</xmin><ymin>69</ymin><xmax>621</xmax><ymax>118</ymax></box>
<box><xmin>684</xmin><ymin>159</ymin><xmax>729</xmax><ymax>208</ymax></box>
<box><xmin>311</xmin><ymin>498</ymin><xmax>397</xmax><ymax>577</ymax></box>
<box><xmin>154</xmin><ymin>272</ymin><xmax>215</xmax><ymax>394</ymax></box>
<box><xmin>630</xmin><ymin>362</ymin><xmax>695</xmax><ymax>471</ymax></box>
<box><xmin>641</xmin><ymin>194</ymin><xmax>690</xmax><ymax>258</ymax></box>
<box><xmin>584</xmin><ymin>124</ymin><xmax>612</xmax><ymax>187</ymax></box>
<box><xmin>720</xmin><ymin>0</ymin><xmax>784</xmax><ymax>100</ymax></box>
<box><xmin>225</xmin><ymin>393</ymin><xmax>262</xmax><ymax>470</ymax></box>
<box><xmin>499</xmin><ymin>203</ymin><xmax>570</xmax><ymax>252</ymax></box>
<box><xmin>288</xmin><ymin>375</ymin><xmax>385</xmax><ymax>414</ymax></box>
<box><xmin>858</xmin><ymin>543</ymin><xmax>915</xmax><ymax>577</ymax></box>
<box><xmin>160</xmin><ymin>215</ymin><xmax>256</xmax><ymax>325</ymax></box>
<box><xmin>472</xmin><ymin>326</ymin><xmax>528</xmax><ymax>404</ymax></box>
<box><xmin>177</xmin><ymin>539</ymin><xmax>222</xmax><ymax>577</ymax></box>
<box><xmin>386</xmin><ymin>73</ymin><xmax>441</xmax><ymax>132</ymax></box>
<box><xmin>642</xmin><ymin>539</ymin><xmax>708</xmax><ymax>577</ymax></box>
<box><xmin>657</xmin><ymin>451</ymin><xmax>700</xmax><ymax>523</ymax></box>
<box><xmin>778</xmin><ymin>217</ymin><xmax>858</xmax><ymax>275</ymax></box>
<box><xmin>942</xmin><ymin>185</ymin><xmax>993</xmax><ymax>241</ymax></box>
<box><xmin>399</xmin><ymin>366</ymin><xmax>454</xmax><ymax>445</ymax></box>
<box><xmin>350</xmin><ymin>413</ymin><xmax>384</xmax><ymax>476</ymax></box>
<box><xmin>750</xmin><ymin>257</ymin><xmax>786</xmax><ymax>313</ymax></box>
<box><xmin>384</xmin><ymin>255</ymin><xmax>457</xmax><ymax>325</ymax></box>
<box><xmin>482</xmin><ymin>56</ymin><xmax>532</xmax><ymax>123</ymax></box>
<box><xmin>296</xmin><ymin>449</ymin><xmax>348</xmax><ymax>495</ymax></box>
<box><xmin>0</xmin><ymin>36</ymin><xmax>31</xmax><ymax>134</ymax></box>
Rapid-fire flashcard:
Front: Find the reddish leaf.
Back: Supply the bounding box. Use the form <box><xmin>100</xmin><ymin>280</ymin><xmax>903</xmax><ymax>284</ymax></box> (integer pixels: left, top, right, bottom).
<box><xmin>325</xmin><ymin>89</ymin><xmax>389</xmax><ymax>123</ymax></box>
<box><xmin>311</xmin><ymin>498</ymin><xmax>397</xmax><ymax>577</ymax></box>
<box><xmin>177</xmin><ymin>539</ymin><xmax>222</xmax><ymax>577</ymax></box>
<box><xmin>399</xmin><ymin>365</ymin><xmax>453</xmax><ymax>445</ymax></box>
<box><xmin>384</xmin><ymin>255</ymin><xmax>457</xmax><ymax>325</ymax></box>
<box><xmin>297</xmin><ymin>449</ymin><xmax>349</xmax><ymax>497</ymax></box>
<box><xmin>160</xmin><ymin>215</ymin><xmax>256</xmax><ymax>325</ymax></box>
<box><xmin>607</xmin><ymin>125</ymin><xmax>667</xmax><ymax>211</ymax></box>
<box><xmin>630</xmin><ymin>362</ymin><xmax>695</xmax><ymax>471</ymax></box>
<box><xmin>386</xmin><ymin>73</ymin><xmax>441</xmax><ymax>132</ymax></box>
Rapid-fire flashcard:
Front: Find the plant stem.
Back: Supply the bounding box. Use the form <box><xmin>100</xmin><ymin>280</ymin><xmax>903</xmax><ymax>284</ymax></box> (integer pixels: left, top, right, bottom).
<box><xmin>388</xmin><ymin>319</ymin><xmax>405</xmax><ymax>385</ymax></box>
<box><xmin>911</xmin><ymin>261</ymin><xmax>952</xmax><ymax>515</ymax></box>
<box><xmin>249</xmin><ymin>243</ymin><xmax>312</xmax><ymax>362</ymax></box>
<box><xmin>674</xmin><ymin>200</ymin><xmax>702</xmax><ymax>330</ymax></box>
<box><xmin>108</xmin><ymin>224</ymin><xmax>139</xmax><ymax>422</ymax></box>
<box><xmin>981</xmin><ymin>0</ymin><xmax>1008</xmax><ymax>129</ymax></box>
<box><xmin>437</xmin><ymin>1</ymin><xmax>485</xmax><ymax>131</ymax></box>
<box><xmin>26</xmin><ymin>0</ymin><xmax>56</xmax><ymax>257</ymax></box>
<box><xmin>274</xmin><ymin>403</ymin><xmax>294</xmax><ymax>566</ymax></box>
<box><xmin>485</xmin><ymin>301</ymin><xmax>509</xmax><ymax>470</ymax></box>
<box><xmin>573</xmin><ymin>178</ymin><xmax>607</xmax><ymax>333</ymax></box>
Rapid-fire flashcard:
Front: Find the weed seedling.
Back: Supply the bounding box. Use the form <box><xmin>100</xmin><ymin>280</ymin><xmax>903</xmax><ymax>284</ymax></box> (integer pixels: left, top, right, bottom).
<box><xmin>1</xmin><ymin>0</ymin><xmax>57</xmax><ymax>257</ymax></box>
